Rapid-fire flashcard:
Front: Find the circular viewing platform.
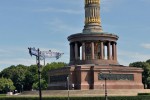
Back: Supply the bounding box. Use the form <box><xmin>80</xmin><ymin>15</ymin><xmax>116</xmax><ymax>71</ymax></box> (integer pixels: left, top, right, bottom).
<box><xmin>68</xmin><ymin>32</ymin><xmax>119</xmax><ymax>65</ymax></box>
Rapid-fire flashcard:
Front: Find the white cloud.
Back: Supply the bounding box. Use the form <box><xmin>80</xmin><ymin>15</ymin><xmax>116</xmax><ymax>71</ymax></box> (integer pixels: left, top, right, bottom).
<box><xmin>0</xmin><ymin>58</ymin><xmax>35</xmax><ymax>66</ymax></box>
<box><xmin>101</xmin><ymin>0</ymin><xmax>124</xmax><ymax>12</ymax></box>
<box><xmin>118</xmin><ymin>49</ymin><xmax>150</xmax><ymax>66</ymax></box>
<box><xmin>0</xmin><ymin>58</ymin><xmax>36</xmax><ymax>71</ymax></box>
<box><xmin>0</xmin><ymin>49</ymin><xmax>11</xmax><ymax>54</ymax></box>
<box><xmin>101</xmin><ymin>0</ymin><xmax>116</xmax><ymax>12</ymax></box>
<box><xmin>33</xmin><ymin>7</ymin><xmax>83</xmax><ymax>15</ymax></box>
<box><xmin>0</xmin><ymin>46</ymin><xmax>69</xmax><ymax>71</ymax></box>
<box><xmin>117</xmin><ymin>58</ymin><xmax>129</xmax><ymax>66</ymax></box>
<box><xmin>0</xmin><ymin>47</ymin><xmax>31</xmax><ymax>69</ymax></box>
<box><xmin>141</xmin><ymin>43</ymin><xmax>150</xmax><ymax>49</ymax></box>
<box><xmin>45</xmin><ymin>18</ymin><xmax>83</xmax><ymax>35</ymax></box>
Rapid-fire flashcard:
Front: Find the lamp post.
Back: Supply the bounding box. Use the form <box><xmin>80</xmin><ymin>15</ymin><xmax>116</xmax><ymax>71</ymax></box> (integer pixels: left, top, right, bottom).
<box><xmin>100</xmin><ymin>71</ymin><xmax>111</xmax><ymax>100</ymax></box>
<box><xmin>21</xmin><ymin>85</ymin><xmax>23</xmax><ymax>93</ymax></box>
<box><xmin>67</xmin><ymin>75</ymin><xmax>70</xmax><ymax>100</ymax></box>
<box><xmin>104</xmin><ymin>78</ymin><xmax>108</xmax><ymax>100</ymax></box>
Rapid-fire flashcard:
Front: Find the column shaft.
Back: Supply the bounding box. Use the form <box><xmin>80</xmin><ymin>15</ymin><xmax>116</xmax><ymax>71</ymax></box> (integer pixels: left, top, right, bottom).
<box><xmin>78</xmin><ymin>45</ymin><xmax>80</xmax><ymax>60</ymax></box>
<box><xmin>115</xmin><ymin>43</ymin><xmax>117</xmax><ymax>61</ymax></box>
<box><xmin>70</xmin><ymin>43</ymin><xmax>73</xmax><ymax>61</ymax></box>
<box><xmin>82</xmin><ymin>42</ymin><xmax>86</xmax><ymax>60</ymax></box>
<box><xmin>100</xmin><ymin>41</ymin><xmax>104</xmax><ymax>59</ymax></box>
<box><xmin>107</xmin><ymin>42</ymin><xmax>111</xmax><ymax>60</ymax></box>
<box><xmin>75</xmin><ymin>43</ymin><xmax>78</xmax><ymax>60</ymax></box>
<box><xmin>112</xmin><ymin>42</ymin><xmax>115</xmax><ymax>60</ymax></box>
<box><xmin>91</xmin><ymin>42</ymin><xmax>95</xmax><ymax>60</ymax></box>
<box><xmin>103</xmin><ymin>44</ymin><xmax>105</xmax><ymax>59</ymax></box>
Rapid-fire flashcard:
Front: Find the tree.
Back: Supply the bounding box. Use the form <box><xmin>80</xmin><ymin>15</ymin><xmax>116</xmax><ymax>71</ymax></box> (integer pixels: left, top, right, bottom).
<box><xmin>146</xmin><ymin>59</ymin><xmax>150</xmax><ymax>64</ymax></box>
<box><xmin>32</xmin><ymin>79</ymin><xmax>48</xmax><ymax>90</ymax></box>
<box><xmin>0</xmin><ymin>64</ymin><xmax>28</xmax><ymax>92</ymax></box>
<box><xmin>0</xmin><ymin>62</ymin><xmax>67</xmax><ymax>91</ymax></box>
<box><xmin>24</xmin><ymin>65</ymin><xmax>38</xmax><ymax>91</ymax></box>
<box><xmin>129</xmin><ymin>61</ymin><xmax>150</xmax><ymax>88</ymax></box>
<box><xmin>0</xmin><ymin>77</ymin><xmax>15</xmax><ymax>93</ymax></box>
<box><xmin>0</xmin><ymin>65</ymin><xmax>16</xmax><ymax>78</ymax></box>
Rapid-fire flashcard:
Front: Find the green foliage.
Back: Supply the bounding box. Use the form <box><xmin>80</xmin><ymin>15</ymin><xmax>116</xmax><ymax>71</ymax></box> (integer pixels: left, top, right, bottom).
<box><xmin>24</xmin><ymin>65</ymin><xmax>38</xmax><ymax>90</ymax></box>
<box><xmin>32</xmin><ymin>79</ymin><xmax>48</xmax><ymax>90</ymax></box>
<box><xmin>0</xmin><ymin>62</ymin><xmax>66</xmax><ymax>91</ymax></box>
<box><xmin>0</xmin><ymin>64</ymin><xmax>28</xmax><ymax>92</ymax></box>
<box><xmin>0</xmin><ymin>77</ymin><xmax>15</xmax><ymax>93</ymax></box>
<box><xmin>146</xmin><ymin>59</ymin><xmax>150</xmax><ymax>64</ymax></box>
<box><xmin>0</xmin><ymin>64</ymin><xmax>38</xmax><ymax>91</ymax></box>
<box><xmin>129</xmin><ymin>61</ymin><xmax>150</xmax><ymax>88</ymax></box>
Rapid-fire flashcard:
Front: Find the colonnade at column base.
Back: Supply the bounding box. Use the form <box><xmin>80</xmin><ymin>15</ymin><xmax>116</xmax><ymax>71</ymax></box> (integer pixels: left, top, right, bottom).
<box><xmin>68</xmin><ymin>32</ymin><xmax>119</xmax><ymax>66</ymax></box>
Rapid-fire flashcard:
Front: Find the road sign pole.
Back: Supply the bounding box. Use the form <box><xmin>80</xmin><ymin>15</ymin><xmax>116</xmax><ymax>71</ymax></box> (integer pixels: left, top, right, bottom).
<box><xmin>28</xmin><ymin>47</ymin><xmax>64</xmax><ymax>100</ymax></box>
<box><xmin>37</xmin><ymin>48</ymin><xmax>42</xmax><ymax>100</ymax></box>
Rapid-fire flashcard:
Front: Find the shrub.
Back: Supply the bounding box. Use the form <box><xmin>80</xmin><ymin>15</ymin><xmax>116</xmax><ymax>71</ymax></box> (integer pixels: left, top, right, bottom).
<box><xmin>0</xmin><ymin>96</ymin><xmax>150</xmax><ymax>100</ymax></box>
<box><xmin>138</xmin><ymin>93</ymin><xmax>150</xmax><ymax>95</ymax></box>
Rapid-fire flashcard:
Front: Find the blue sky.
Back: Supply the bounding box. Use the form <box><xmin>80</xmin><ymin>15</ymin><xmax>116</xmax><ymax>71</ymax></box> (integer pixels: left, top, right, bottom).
<box><xmin>0</xmin><ymin>0</ymin><xmax>150</xmax><ymax>71</ymax></box>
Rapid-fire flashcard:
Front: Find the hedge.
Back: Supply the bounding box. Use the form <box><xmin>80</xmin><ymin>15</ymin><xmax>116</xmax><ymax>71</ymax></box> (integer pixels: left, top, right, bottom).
<box><xmin>138</xmin><ymin>93</ymin><xmax>150</xmax><ymax>95</ymax></box>
<box><xmin>0</xmin><ymin>96</ymin><xmax>150</xmax><ymax>100</ymax></box>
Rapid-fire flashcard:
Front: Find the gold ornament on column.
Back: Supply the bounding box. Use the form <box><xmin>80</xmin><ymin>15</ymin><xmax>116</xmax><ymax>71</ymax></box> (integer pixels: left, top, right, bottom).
<box><xmin>83</xmin><ymin>0</ymin><xmax>102</xmax><ymax>33</ymax></box>
<box><xmin>85</xmin><ymin>0</ymin><xmax>100</xmax><ymax>4</ymax></box>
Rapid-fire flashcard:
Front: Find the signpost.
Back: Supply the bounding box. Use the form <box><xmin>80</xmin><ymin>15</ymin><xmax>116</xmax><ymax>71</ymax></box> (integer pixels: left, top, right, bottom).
<box><xmin>28</xmin><ymin>47</ymin><xmax>64</xmax><ymax>100</ymax></box>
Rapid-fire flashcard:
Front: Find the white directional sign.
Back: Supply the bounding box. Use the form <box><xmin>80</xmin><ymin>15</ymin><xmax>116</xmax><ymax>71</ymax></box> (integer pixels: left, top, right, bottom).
<box><xmin>28</xmin><ymin>47</ymin><xmax>64</xmax><ymax>60</ymax></box>
<box><xmin>28</xmin><ymin>47</ymin><xmax>38</xmax><ymax>57</ymax></box>
<box><xmin>40</xmin><ymin>50</ymin><xmax>64</xmax><ymax>59</ymax></box>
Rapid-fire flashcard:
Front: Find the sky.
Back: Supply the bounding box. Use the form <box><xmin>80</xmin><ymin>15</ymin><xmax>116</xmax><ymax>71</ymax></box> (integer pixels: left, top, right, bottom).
<box><xmin>0</xmin><ymin>0</ymin><xmax>150</xmax><ymax>71</ymax></box>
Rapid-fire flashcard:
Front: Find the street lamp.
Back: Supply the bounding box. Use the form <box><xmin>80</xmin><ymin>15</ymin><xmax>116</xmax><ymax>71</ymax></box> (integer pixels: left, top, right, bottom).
<box><xmin>104</xmin><ymin>78</ymin><xmax>108</xmax><ymax>100</ymax></box>
<box><xmin>21</xmin><ymin>85</ymin><xmax>23</xmax><ymax>93</ymax></box>
<box><xmin>67</xmin><ymin>75</ymin><xmax>70</xmax><ymax>100</ymax></box>
<box><xmin>100</xmin><ymin>71</ymin><xmax>111</xmax><ymax>100</ymax></box>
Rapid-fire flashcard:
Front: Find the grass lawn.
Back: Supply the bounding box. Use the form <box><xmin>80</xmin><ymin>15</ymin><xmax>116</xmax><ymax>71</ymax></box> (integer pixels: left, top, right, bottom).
<box><xmin>0</xmin><ymin>94</ymin><xmax>6</xmax><ymax>96</ymax></box>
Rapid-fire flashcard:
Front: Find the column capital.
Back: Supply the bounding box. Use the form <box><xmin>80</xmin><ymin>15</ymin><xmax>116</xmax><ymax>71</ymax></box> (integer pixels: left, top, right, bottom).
<box><xmin>111</xmin><ymin>41</ymin><xmax>117</xmax><ymax>44</ymax></box>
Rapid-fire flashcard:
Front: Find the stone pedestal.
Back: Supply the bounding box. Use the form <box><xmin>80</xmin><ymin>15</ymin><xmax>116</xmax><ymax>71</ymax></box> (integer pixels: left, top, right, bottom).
<box><xmin>48</xmin><ymin>65</ymin><xmax>143</xmax><ymax>90</ymax></box>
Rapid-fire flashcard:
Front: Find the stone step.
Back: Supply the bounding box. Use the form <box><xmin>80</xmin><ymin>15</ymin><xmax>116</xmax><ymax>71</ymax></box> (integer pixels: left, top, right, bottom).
<box><xmin>20</xmin><ymin>89</ymin><xmax>150</xmax><ymax>97</ymax></box>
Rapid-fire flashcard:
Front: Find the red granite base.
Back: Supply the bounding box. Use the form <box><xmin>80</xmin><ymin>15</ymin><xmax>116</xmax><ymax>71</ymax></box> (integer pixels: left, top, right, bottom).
<box><xmin>48</xmin><ymin>65</ymin><xmax>144</xmax><ymax>90</ymax></box>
